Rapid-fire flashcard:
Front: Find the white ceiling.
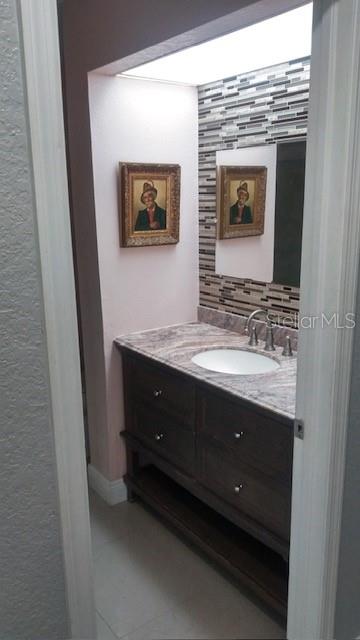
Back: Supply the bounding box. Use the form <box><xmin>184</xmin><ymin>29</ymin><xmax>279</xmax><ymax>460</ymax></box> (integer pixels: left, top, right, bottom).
<box><xmin>118</xmin><ymin>3</ymin><xmax>312</xmax><ymax>86</ymax></box>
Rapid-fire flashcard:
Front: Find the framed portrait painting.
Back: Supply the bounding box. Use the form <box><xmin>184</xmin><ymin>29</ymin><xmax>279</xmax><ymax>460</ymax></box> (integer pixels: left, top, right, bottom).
<box><xmin>217</xmin><ymin>165</ymin><xmax>267</xmax><ymax>239</ymax></box>
<box><xmin>119</xmin><ymin>162</ymin><xmax>180</xmax><ymax>247</ymax></box>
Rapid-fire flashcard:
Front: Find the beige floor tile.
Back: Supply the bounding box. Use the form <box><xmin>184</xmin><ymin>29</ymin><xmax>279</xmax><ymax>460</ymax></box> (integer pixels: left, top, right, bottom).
<box><xmin>89</xmin><ymin>490</ymin><xmax>140</xmax><ymax>557</ymax></box>
<box><xmin>96</xmin><ymin>612</ymin><xmax>119</xmax><ymax>640</ymax></box>
<box><xmin>93</xmin><ymin>532</ymin><xmax>199</xmax><ymax>638</ymax></box>
<box><xmin>91</xmin><ymin>494</ymin><xmax>286</xmax><ymax>640</ymax></box>
<box><xmin>120</xmin><ymin>591</ymin><xmax>285</xmax><ymax>640</ymax></box>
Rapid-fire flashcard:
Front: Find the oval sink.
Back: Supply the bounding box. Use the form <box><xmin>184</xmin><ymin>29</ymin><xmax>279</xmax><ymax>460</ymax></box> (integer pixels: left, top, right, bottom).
<box><xmin>191</xmin><ymin>349</ymin><xmax>280</xmax><ymax>375</ymax></box>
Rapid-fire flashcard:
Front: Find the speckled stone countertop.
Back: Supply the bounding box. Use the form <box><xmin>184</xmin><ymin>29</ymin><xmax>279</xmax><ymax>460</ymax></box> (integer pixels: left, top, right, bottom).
<box><xmin>115</xmin><ymin>322</ymin><xmax>297</xmax><ymax>420</ymax></box>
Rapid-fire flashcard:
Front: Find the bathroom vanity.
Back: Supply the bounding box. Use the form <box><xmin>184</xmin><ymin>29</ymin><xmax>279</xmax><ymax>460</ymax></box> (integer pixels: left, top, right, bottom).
<box><xmin>115</xmin><ymin>322</ymin><xmax>296</xmax><ymax>618</ymax></box>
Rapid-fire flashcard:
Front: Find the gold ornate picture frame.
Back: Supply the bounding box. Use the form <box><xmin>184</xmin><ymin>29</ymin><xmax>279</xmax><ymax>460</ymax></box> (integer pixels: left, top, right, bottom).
<box><xmin>217</xmin><ymin>165</ymin><xmax>267</xmax><ymax>239</ymax></box>
<box><xmin>119</xmin><ymin>162</ymin><xmax>180</xmax><ymax>247</ymax></box>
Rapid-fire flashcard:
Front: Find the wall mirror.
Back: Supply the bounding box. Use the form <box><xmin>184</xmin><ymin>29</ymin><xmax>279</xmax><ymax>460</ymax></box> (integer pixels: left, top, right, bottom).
<box><xmin>215</xmin><ymin>139</ymin><xmax>306</xmax><ymax>287</ymax></box>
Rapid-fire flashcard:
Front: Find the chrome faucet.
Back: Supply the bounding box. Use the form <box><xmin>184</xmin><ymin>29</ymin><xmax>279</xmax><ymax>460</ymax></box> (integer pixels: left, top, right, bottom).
<box><xmin>245</xmin><ymin>308</ymin><xmax>269</xmax><ymax>334</ymax></box>
<box><xmin>245</xmin><ymin>309</ymin><xmax>276</xmax><ymax>351</ymax></box>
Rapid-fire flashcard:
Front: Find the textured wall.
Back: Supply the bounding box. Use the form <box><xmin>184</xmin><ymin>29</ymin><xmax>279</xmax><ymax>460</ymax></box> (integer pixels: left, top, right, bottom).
<box><xmin>198</xmin><ymin>57</ymin><xmax>310</xmax><ymax>321</ymax></box>
<box><xmin>0</xmin><ymin>1</ymin><xmax>69</xmax><ymax>638</ymax></box>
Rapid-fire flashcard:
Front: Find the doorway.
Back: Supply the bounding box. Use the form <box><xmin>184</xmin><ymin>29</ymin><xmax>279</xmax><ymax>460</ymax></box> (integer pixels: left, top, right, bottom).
<box><xmin>73</xmin><ymin>4</ymin><xmax>309</xmax><ymax>638</ymax></box>
<box><xmin>20</xmin><ymin>0</ymin><xmax>360</xmax><ymax>637</ymax></box>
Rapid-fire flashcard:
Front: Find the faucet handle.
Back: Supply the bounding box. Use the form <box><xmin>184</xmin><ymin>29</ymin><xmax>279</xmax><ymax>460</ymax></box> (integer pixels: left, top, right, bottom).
<box><xmin>264</xmin><ymin>324</ymin><xmax>276</xmax><ymax>351</ymax></box>
<box><xmin>248</xmin><ymin>326</ymin><xmax>258</xmax><ymax>346</ymax></box>
<box><xmin>282</xmin><ymin>335</ymin><xmax>293</xmax><ymax>357</ymax></box>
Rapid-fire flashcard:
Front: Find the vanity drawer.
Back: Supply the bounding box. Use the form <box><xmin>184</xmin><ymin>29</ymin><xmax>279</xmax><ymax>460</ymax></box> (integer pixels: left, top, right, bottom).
<box><xmin>128</xmin><ymin>356</ymin><xmax>195</xmax><ymax>427</ymax></box>
<box><xmin>198</xmin><ymin>442</ymin><xmax>291</xmax><ymax>541</ymax></box>
<box><xmin>133</xmin><ymin>404</ymin><xmax>195</xmax><ymax>474</ymax></box>
<box><xmin>199</xmin><ymin>390</ymin><xmax>292</xmax><ymax>484</ymax></box>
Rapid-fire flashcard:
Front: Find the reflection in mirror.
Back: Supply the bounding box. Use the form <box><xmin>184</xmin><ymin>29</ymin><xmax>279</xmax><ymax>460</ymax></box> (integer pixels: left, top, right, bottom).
<box><xmin>215</xmin><ymin>145</ymin><xmax>277</xmax><ymax>283</ymax></box>
<box><xmin>273</xmin><ymin>140</ymin><xmax>306</xmax><ymax>287</ymax></box>
<box><xmin>218</xmin><ymin>165</ymin><xmax>267</xmax><ymax>240</ymax></box>
<box><xmin>215</xmin><ymin>141</ymin><xmax>305</xmax><ymax>287</ymax></box>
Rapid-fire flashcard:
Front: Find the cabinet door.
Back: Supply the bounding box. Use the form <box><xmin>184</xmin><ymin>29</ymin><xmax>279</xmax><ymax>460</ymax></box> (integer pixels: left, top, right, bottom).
<box><xmin>199</xmin><ymin>390</ymin><xmax>293</xmax><ymax>485</ymax></box>
<box><xmin>128</xmin><ymin>355</ymin><xmax>195</xmax><ymax>427</ymax></box>
<box><xmin>198</xmin><ymin>441</ymin><xmax>291</xmax><ymax>541</ymax></box>
<box><xmin>133</xmin><ymin>403</ymin><xmax>195</xmax><ymax>475</ymax></box>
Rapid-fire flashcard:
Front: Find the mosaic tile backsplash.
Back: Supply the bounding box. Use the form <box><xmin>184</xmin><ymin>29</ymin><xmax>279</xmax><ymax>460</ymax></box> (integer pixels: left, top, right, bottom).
<box><xmin>198</xmin><ymin>56</ymin><xmax>310</xmax><ymax>322</ymax></box>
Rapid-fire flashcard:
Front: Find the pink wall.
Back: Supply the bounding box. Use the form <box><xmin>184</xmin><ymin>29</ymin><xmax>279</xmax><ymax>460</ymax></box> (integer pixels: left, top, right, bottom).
<box><xmin>60</xmin><ymin>0</ymin><xmax>260</xmax><ymax>483</ymax></box>
<box><xmin>88</xmin><ymin>74</ymin><xmax>199</xmax><ymax>479</ymax></box>
<box><xmin>59</xmin><ymin>0</ymin><xmax>295</xmax><ymax>482</ymax></box>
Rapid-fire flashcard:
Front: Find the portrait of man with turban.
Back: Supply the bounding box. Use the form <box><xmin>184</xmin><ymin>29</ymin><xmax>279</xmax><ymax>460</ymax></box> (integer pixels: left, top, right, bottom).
<box><xmin>229</xmin><ymin>181</ymin><xmax>253</xmax><ymax>225</ymax></box>
<box><xmin>218</xmin><ymin>165</ymin><xmax>266</xmax><ymax>240</ymax></box>
<box><xmin>135</xmin><ymin>180</ymin><xmax>167</xmax><ymax>231</ymax></box>
<box><xmin>119</xmin><ymin>162</ymin><xmax>180</xmax><ymax>247</ymax></box>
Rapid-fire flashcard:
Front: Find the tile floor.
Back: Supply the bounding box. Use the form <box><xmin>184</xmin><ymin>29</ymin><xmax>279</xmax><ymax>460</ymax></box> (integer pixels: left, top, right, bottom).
<box><xmin>90</xmin><ymin>490</ymin><xmax>286</xmax><ymax>640</ymax></box>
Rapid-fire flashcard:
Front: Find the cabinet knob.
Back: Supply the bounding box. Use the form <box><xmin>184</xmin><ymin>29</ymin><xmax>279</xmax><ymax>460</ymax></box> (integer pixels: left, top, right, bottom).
<box><xmin>234</xmin><ymin>484</ymin><xmax>243</xmax><ymax>493</ymax></box>
<box><xmin>234</xmin><ymin>431</ymin><xmax>245</xmax><ymax>439</ymax></box>
<box><xmin>153</xmin><ymin>389</ymin><xmax>163</xmax><ymax>398</ymax></box>
<box><xmin>155</xmin><ymin>433</ymin><xmax>164</xmax><ymax>441</ymax></box>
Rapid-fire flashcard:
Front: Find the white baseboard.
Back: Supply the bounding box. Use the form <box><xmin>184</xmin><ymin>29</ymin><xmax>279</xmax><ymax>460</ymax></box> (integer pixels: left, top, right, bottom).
<box><xmin>87</xmin><ymin>464</ymin><xmax>127</xmax><ymax>505</ymax></box>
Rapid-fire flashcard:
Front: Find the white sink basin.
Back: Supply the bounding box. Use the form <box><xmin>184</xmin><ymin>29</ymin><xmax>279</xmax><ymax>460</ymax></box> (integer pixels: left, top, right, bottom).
<box><xmin>191</xmin><ymin>348</ymin><xmax>280</xmax><ymax>375</ymax></box>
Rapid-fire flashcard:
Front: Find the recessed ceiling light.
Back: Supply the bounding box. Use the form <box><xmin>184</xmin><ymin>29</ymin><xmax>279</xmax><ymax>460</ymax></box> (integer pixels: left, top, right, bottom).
<box><xmin>118</xmin><ymin>3</ymin><xmax>312</xmax><ymax>86</ymax></box>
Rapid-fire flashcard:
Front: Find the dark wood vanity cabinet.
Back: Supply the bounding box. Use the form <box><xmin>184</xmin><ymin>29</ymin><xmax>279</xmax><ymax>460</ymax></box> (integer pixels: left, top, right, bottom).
<box><xmin>198</xmin><ymin>390</ymin><xmax>292</xmax><ymax>547</ymax></box>
<box><xmin>120</xmin><ymin>348</ymin><xmax>293</xmax><ymax>618</ymax></box>
<box><xmin>124</xmin><ymin>354</ymin><xmax>196</xmax><ymax>475</ymax></box>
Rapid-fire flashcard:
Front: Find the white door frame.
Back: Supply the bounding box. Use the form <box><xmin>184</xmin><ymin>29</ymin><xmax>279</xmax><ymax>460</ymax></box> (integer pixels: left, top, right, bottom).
<box><xmin>18</xmin><ymin>0</ymin><xmax>360</xmax><ymax>638</ymax></box>
<box><xmin>19</xmin><ymin>1</ymin><xmax>96</xmax><ymax>639</ymax></box>
<box><xmin>288</xmin><ymin>1</ymin><xmax>360</xmax><ymax>637</ymax></box>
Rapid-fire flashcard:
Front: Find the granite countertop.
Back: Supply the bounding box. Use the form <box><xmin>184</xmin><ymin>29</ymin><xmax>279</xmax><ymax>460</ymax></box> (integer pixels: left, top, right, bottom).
<box><xmin>115</xmin><ymin>322</ymin><xmax>297</xmax><ymax>420</ymax></box>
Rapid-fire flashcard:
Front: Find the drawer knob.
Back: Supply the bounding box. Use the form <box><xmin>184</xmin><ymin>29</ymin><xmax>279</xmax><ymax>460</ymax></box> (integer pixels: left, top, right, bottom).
<box><xmin>234</xmin><ymin>484</ymin><xmax>243</xmax><ymax>493</ymax></box>
<box><xmin>153</xmin><ymin>389</ymin><xmax>163</xmax><ymax>398</ymax></box>
<box><xmin>234</xmin><ymin>431</ymin><xmax>245</xmax><ymax>439</ymax></box>
<box><xmin>155</xmin><ymin>433</ymin><xmax>164</xmax><ymax>441</ymax></box>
